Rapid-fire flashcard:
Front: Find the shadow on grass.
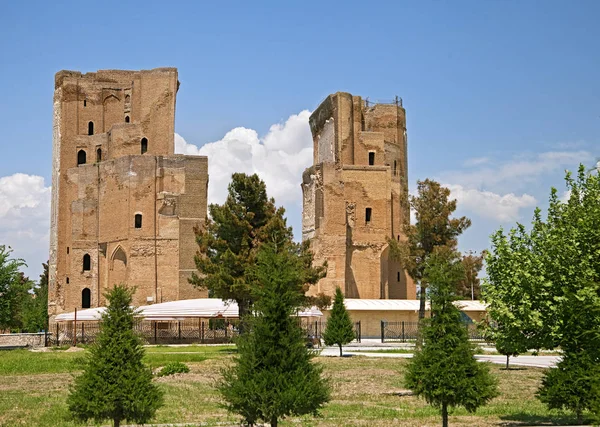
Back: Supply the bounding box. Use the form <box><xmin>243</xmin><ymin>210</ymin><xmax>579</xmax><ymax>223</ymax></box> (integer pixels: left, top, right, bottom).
<box><xmin>217</xmin><ymin>348</ymin><xmax>237</xmax><ymax>354</ymax></box>
<box><xmin>500</xmin><ymin>413</ymin><xmax>589</xmax><ymax>426</ymax></box>
<box><xmin>499</xmin><ymin>367</ymin><xmax>528</xmax><ymax>371</ymax></box>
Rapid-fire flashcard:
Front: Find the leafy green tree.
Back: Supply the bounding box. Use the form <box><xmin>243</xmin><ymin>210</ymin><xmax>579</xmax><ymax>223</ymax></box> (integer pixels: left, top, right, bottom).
<box><xmin>482</xmin><ymin>224</ymin><xmax>545</xmax><ymax>368</ymax></box>
<box><xmin>389</xmin><ymin>179</ymin><xmax>471</xmax><ymax>320</ymax></box>
<box><xmin>67</xmin><ymin>285</ymin><xmax>163</xmax><ymax>427</ymax></box>
<box><xmin>22</xmin><ymin>262</ymin><xmax>49</xmax><ymax>332</ymax></box>
<box><xmin>537</xmin><ymin>350</ymin><xmax>600</xmax><ymax>424</ymax></box>
<box><xmin>484</xmin><ymin>165</ymin><xmax>600</xmax><ymax>418</ymax></box>
<box><xmin>191</xmin><ymin>173</ymin><xmax>325</xmax><ymax>331</ymax></box>
<box><xmin>322</xmin><ymin>287</ymin><xmax>355</xmax><ymax>356</ymax></box>
<box><xmin>0</xmin><ymin>246</ymin><xmax>27</xmax><ymax>331</ymax></box>
<box><xmin>405</xmin><ymin>248</ymin><xmax>498</xmax><ymax>427</ymax></box>
<box><xmin>456</xmin><ymin>251</ymin><xmax>485</xmax><ymax>300</ymax></box>
<box><xmin>8</xmin><ymin>272</ymin><xmax>33</xmax><ymax>331</ymax></box>
<box><xmin>219</xmin><ymin>242</ymin><xmax>330</xmax><ymax>427</ymax></box>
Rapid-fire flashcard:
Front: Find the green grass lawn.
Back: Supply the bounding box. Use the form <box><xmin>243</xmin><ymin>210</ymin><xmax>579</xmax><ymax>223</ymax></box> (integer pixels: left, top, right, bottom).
<box><xmin>0</xmin><ymin>346</ymin><xmax>589</xmax><ymax>426</ymax></box>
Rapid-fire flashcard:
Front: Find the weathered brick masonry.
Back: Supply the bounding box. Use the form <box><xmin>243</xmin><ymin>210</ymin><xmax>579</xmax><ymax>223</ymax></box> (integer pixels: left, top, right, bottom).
<box><xmin>302</xmin><ymin>93</ymin><xmax>415</xmax><ymax>299</ymax></box>
<box><xmin>48</xmin><ymin>68</ymin><xmax>208</xmax><ymax>318</ymax></box>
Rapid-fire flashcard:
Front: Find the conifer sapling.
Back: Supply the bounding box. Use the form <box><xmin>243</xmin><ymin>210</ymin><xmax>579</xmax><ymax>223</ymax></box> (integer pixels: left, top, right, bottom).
<box><xmin>218</xmin><ymin>243</ymin><xmax>330</xmax><ymax>427</ymax></box>
<box><xmin>322</xmin><ymin>287</ymin><xmax>355</xmax><ymax>356</ymax></box>
<box><xmin>404</xmin><ymin>249</ymin><xmax>498</xmax><ymax>427</ymax></box>
<box><xmin>67</xmin><ymin>284</ymin><xmax>163</xmax><ymax>427</ymax></box>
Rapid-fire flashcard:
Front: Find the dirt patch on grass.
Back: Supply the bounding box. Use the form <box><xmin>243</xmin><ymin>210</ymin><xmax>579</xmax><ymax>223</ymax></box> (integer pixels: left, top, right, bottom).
<box><xmin>0</xmin><ymin>372</ymin><xmax>72</xmax><ymax>393</ymax></box>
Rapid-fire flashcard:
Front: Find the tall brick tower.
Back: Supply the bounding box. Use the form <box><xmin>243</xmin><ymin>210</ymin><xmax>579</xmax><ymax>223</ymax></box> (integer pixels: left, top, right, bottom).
<box><xmin>301</xmin><ymin>92</ymin><xmax>415</xmax><ymax>299</ymax></box>
<box><xmin>48</xmin><ymin>68</ymin><xmax>208</xmax><ymax>317</ymax></box>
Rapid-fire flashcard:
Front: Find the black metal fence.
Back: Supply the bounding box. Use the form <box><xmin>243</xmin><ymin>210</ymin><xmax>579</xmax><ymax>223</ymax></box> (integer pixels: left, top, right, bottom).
<box><xmin>380</xmin><ymin>321</ymin><xmax>486</xmax><ymax>343</ymax></box>
<box><xmin>380</xmin><ymin>321</ymin><xmax>419</xmax><ymax>342</ymax></box>
<box><xmin>47</xmin><ymin>319</ymin><xmax>241</xmax><ymax>347</ymax></box>
<box><xmin>47</xmin><ymin>318</ymin><xmax>363</xmax><ymax>347</ymax></box>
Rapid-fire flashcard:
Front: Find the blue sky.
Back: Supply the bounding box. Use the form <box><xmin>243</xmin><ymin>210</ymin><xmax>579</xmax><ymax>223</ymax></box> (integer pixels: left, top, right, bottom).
<box><xmin>0</xmin><ymin>0</ymin><xmax>598</xmax><ymax>280</ymax></box>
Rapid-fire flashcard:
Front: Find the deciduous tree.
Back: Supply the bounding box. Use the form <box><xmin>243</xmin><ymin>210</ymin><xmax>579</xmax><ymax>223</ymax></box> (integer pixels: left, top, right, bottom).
<box><xmin>0</xmin><ymin>245</ymin><xmax>27</xmax><ymax>331</ymax></box>
<box><xmin>389</xmin><ymin>179</ymin><xmax>471</xmax><ymax>320</ymax></box>
<box><xmin>67</xmin><ymin>285</ymin><xmax>163</xmax><ymax>427</ymax></box>
<box><xmin>484</xmin><ymin>165</ymin><xmax>600</xmax><ymax>418</ymax></box>
<box><xmin>457</xmin><ymin>251</ymin><xmax>485</xmax><ymax>300</ymax></box>
<box><xmin>22</xmin><ymin>262</ymin><xmax>49</xmax><ymax>332</ymax></box>
<box><xmin>483</xmin><ymin>222</ymin><xmax>546</xmax><ymax>368</ymax></box>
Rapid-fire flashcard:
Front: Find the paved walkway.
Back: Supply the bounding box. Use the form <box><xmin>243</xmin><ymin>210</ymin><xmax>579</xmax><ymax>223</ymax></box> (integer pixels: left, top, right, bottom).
<box><xmin>319</xmin><ymin>342</ymin><xmax>560</xmax><ymax>368</ymax></box>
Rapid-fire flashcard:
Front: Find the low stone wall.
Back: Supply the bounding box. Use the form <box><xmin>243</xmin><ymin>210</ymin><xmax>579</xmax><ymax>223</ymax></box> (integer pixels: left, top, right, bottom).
<box><xmin>0</xmin><ymin>333</ymin><xmax>46</xmax><ymax>348</ymax></box>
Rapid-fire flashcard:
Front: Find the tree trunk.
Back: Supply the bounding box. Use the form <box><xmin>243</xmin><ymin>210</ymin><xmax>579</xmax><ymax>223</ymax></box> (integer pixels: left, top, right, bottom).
<box><xmin>339</xmin><ymin>344</ymin><xmax>343</xmax><ymax>357</ymax></box>
<box><xmin>418</xmin><ymin>283</ymin><xmax>427</xmax><ymax>320</ymax></box>
<box><xmin>271</xmin><ymin>416</ymin><xmax>278</xmax><ymax>427</ymax></box>
<box><xmin>113</xmin><ymin>418</ymin><xmax>120</xmax><ymax>427</ymax></box>
<box><xmin>506</xmin><ymin>354</ymin><xmax>510</xmax><ymax>370</ymax></box>
<box><xmin>237</xmin><ymin>299</ymin><xmax>251</xmax><ymax>335</ymax></box>
<box><xmin>416</xmin><ymin>285</ymin><xmax>427</xmax><ymax>348</ymax></box>
<box><xmin>442</xmin><ymin>403</ymin><xmax>448</xmax><ymax>427</ymax></box>
<box><xmin>577</xmin><ymin>409</ymin><xmax>582</xmax><ymax>424</ymax></box>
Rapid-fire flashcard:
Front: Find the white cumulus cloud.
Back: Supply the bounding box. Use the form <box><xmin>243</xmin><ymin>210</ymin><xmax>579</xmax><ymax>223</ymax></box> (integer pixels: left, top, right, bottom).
<box><xmin>175</xmin><ymin>110</ymin><xmax>313</xmax><ymax>210</ymax></box>
<box><xmin>443</xmin><ymin>150</ymin><xmax>592</xmax><ymax>193</ymax></box>
<box><xmin>446</xmin><ymin>184</ymin><xmax>537</xmax><ymax>223</ymax></box>
<box><xmin>0</xmin><ymin>173</ymin><xmax>51</xmax><ymax>279</ymax></box>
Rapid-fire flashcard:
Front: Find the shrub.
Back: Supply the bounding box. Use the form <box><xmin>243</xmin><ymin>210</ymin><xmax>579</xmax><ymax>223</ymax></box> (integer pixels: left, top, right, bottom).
<box><xmin>157</xmin><ymin>361</ymin><xmax>190</xmax><ymax>377</ymax></box>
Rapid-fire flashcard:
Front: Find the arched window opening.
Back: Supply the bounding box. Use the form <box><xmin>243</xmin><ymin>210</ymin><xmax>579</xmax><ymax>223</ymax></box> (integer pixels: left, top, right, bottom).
<box><xmin>96</xmin><ymin>148</ymin><xmax>102</xmax><ymax>162</ymax></box>
<box><xmin>66</xmin><ymin>277</ymin><xmax>69</xmax><ymax>284</ymax></box>
<box><xmin>397</xmin><ymin>235</ymin><xmax>400</xmax><ymax>241</ymax></box>
<box><xmin>393</xmin><ymin>160</ymin><xmax>397</xmax><ymax>176</ymax></box>
<box><xmin>113</xmin><ymin>247</ymin><xmax>127</xmax><ymax>266</ymax></box>
<box><xmin>125</xmin><ymin>115</ymin><xmax>130</xmax><ymax>123</ymax></box>
<box><xmin>83</xmin><ymin>254</ymin><xmax>91</xmax><ymax>271</ymax></box>
<box><xmin>88</xmin><ymin>121</ymin><xmax>94</xmax><ymax>135</ymax></box>
<box><xmin>77</xmin><ymin>150</ymin><xmax>86</xmax><ymax>165</ymax></box>
<box><xmin>82</xmin><ymin>288</ymin><xmax>91</xmax><ymax>309</ymax></box>
<box><xmin>83</xmin><ymin>100</ymin><xmax>87</xmax><ymax>107</ymax></box>
<box><xmin>368</xmin><ymin>152</ymin><xmax>375</xmax><ymax>166</ymax></box>
<box><xmin>134</xmin><ymin>214</ymin><xmax>142</xmax><ymax>229</ymax></box>
<box><xmin>67</xmin><ymin>247</ymin><xmax>70</xmax><ymax>254</ymax></box>
<box><xmin>141</xmin><ymin>137</ymin><xmax>148</xmax><ymax>154</ymax></box>
<box><xmin>365</xmin><ymin>208</ymin><xmax>372</xmax><ymax>224</ymax></box>
<box><xmin>397</xmin><ymin>272</ymin><xmax>401</xmax><ymax>282</ymax></box>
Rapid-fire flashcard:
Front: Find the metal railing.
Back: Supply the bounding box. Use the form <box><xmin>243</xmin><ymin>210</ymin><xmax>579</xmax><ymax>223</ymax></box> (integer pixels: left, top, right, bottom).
<box><xmin>364</xmin><ymin>96</ymin><xmax>403</xmax><ymax>108</ymax></box>
<box><xmin>380</xmin><ymin>321</ymin><xmax>486</xmax><ymax>343</ymax></box>
<box><xmin>47</xmin><ymin>319</ymin><xmax>241</xmax><ymax>346</ymax></box>
<box><xmin>47</xmin><ymin>318</ymin><xmax>363</xmax><ymax>347</ymax></box>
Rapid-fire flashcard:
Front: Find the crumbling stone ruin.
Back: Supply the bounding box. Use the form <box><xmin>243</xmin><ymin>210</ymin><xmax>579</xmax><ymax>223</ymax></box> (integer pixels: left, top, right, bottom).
<box><xmin>48</xmin><ymin>68</ymin><xmax>208</xmax><ymax>317</ymax></box>
<box><xmin>302</xmin><ymin>92</ymin><xmax>415</xmax><ymax>299</ymax></box>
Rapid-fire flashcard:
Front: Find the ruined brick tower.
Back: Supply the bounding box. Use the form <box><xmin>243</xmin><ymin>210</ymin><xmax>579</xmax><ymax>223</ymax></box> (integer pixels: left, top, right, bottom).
<box><xmin>48</xmin><ymin>68</ymin><xmax>208</xmax><ymax>317</ymax></box>
<box><xmin>302</xmin><ymin>92</ymin><xmax>415</xmax><ymax>299</ymax></box>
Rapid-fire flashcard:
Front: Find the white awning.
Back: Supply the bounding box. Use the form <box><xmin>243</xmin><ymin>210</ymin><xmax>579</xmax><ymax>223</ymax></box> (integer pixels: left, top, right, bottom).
<box><xmin>341</xmin><ymin>299</ymin><xmax>487</xmax><ymax>312</ymax></box>
<box><xmin>55</xmin><ymin>307</ymin><xmax>106</xmax><ymax>322</ymax></box>
<box><xmin>55</xmin><ymin>298</ymin><xmax>323</xmax><ymax>322</ymax></box>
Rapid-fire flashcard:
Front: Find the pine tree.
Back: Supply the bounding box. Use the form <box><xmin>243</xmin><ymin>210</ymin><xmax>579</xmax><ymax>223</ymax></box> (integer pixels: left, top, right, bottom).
<box><xmin>322</xmin><ymin>287</ymin><xmax>355</xmax><ymax>356</ymax></box>
<box><xmin>219</xmin><ymin>242</ymin><xmax>330</xmax><ymax>427</ymax></box>
<box><xmin>67</xmin><ymin>285</ymin><xmax>163</xmax><ymax>427</ymax></box>
<box><xmin>191</xmin><ymin>173</ymin><xmax>325</xmax><ymax>332</ymax></box>
<box><xmin>405</xmin><ymin>248</ymin><xmax>498</xmax><ymax>427</ymax></box>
